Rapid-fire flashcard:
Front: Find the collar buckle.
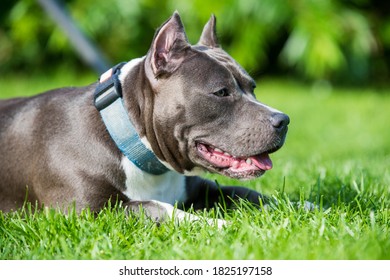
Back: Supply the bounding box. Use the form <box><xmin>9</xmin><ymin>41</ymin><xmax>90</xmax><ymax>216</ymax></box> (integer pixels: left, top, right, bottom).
<box><xmin>94</xmin><ymin>62</ymin><xmax>126</xmax><ymax>111</ymax></box>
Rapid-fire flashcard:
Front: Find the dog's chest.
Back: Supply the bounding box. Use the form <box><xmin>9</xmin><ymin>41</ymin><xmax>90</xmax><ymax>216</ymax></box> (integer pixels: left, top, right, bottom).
<box><xmin>120</xmin><ymin>157</ymin><xmax>187</xmax><ymax>204</ymax></box>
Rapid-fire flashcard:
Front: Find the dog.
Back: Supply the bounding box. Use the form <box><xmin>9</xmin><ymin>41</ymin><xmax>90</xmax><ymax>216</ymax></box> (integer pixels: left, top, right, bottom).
<box><xmin>0</xmin><ymin>12</ymin><xmax>289</xmax><ymax>225</ymax></box>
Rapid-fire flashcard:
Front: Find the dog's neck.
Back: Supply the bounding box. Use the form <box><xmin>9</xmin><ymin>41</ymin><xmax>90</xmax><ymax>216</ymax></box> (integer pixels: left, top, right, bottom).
<box><xmin>93</xmin><ymin>60</ymin><xmax>170</xmax><ymax>175</ymax></box>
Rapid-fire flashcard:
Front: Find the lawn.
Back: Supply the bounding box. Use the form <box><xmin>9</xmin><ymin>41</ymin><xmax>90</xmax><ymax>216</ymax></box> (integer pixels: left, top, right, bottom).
<box><xmin>0</xmin><ymin>71</ymin><xmax>389</xmax><ymax>259</ymax></box>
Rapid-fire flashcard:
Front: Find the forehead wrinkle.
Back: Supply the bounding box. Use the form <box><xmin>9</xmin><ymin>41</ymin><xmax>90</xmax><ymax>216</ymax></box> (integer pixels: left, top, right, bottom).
<box><xmin>194</xmin><ymin>46</ymin><xmax>255</xmax><ymax>89</ymax></box>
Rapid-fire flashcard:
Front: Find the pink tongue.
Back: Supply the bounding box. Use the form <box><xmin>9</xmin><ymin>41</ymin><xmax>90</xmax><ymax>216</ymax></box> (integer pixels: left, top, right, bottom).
<box><xmin>198</xmin><ymin>143</ymin><xmax>273</xmax><ymax>171</ymax></box>
<box><xmin>250</xmin><ymin>153</ymin><xmax>273</xmax><ymax>170</ymax></box>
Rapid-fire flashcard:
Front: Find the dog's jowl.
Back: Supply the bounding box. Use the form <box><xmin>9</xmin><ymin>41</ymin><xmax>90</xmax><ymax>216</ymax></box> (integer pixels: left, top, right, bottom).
<box><xmin>0</xmin><ymin>12</ymin><xmax>289</xmax><ymax>224</ymax></box>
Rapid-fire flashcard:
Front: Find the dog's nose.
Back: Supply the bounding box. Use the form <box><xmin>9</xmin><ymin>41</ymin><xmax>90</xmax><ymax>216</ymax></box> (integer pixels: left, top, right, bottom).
<box><xmin>270</xmin><ymin>113</ymin><xmax>290</xmax><ymax>130</ymax></box>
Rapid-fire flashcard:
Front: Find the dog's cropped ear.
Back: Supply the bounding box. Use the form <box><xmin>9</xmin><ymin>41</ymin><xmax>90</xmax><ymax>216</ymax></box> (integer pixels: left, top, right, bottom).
<box><xmin>198</xmin><ymin>14</ymin><xmax>219</xmax><ymax>48</ymax></box>
<box><xmin>150</xmin><ymin>12</ymin><xmax>190</xmax><ymax>77</ymax></box>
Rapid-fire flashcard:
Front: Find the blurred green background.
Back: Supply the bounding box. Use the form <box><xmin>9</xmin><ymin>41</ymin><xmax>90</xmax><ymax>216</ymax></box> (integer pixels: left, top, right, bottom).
<box><xmin>1</xmin><ymin>0</ymin><xmax>390</xmax><ymax>85</ymax></box>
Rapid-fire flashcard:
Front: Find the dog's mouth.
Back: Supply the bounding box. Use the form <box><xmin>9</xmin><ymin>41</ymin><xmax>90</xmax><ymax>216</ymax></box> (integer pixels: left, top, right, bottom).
<box><xmin>195</xmin><ymin>142</ymin><xmax>274</xmax><ymax>179</ymax></box>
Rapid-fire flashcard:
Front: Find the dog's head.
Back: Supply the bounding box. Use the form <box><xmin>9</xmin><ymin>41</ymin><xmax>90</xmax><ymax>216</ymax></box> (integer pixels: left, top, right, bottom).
<box><xmin>136</xmin><ymin>12</ymin><xmax>289</xmax><ymax>180</ymax></box>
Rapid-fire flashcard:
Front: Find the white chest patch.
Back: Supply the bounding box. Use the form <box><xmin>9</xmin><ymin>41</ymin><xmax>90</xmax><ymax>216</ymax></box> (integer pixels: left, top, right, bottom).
<box><xmin>121</xmin><ymin>156</ymin><xmax>187</xmax><ymax>205</ymax></box>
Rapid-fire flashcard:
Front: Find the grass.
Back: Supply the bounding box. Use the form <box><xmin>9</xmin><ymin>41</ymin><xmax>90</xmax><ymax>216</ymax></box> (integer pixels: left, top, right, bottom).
<box><xmin>0</xmin><ymin>72</ymin><xmax>389</xmax><ymax>260</ymax></box>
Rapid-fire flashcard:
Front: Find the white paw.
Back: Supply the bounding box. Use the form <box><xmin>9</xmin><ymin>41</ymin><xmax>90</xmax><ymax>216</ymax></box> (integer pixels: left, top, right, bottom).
<box><xmin>296</xmin><ymin>201</ymin><xmax>317</xmax><ymax>211</ymax></box>
<box><xmin>205</xmin><ymin>218</ymin><xmax>228</xmax><ymax>229</ymax></box>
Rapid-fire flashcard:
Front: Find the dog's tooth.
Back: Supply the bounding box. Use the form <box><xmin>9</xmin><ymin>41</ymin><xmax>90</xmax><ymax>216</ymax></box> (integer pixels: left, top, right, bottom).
<box><xmin>214</xmin><ymin>148</ymin><xmax>223</xmax><ymax>153</ymax></box>
<box><xmin>246</xmin><ymin>158</ymin><xmax>252</xmax><ymax>165</ymax></box>
<box><xmin>232</xmin><ymin>161</ymin><xmax>239</xmax><ymax>169</ymax></box>
<box><xmin>224</xmin><ymin>152</ymin><xmax>231</xmax><ymax>157</ymax></box>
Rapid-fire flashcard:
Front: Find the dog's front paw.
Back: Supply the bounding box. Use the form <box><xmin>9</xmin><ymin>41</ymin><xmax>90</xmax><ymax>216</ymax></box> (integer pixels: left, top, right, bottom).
<box><xmin>204</xmin><ymin>217</ymin><xmax>228</xmax><ymax>229</ymax></box>
<box><xmin>262</xmin><ymin>199</ymin><xmax>317</xmax><ymax>212</ymax></box>
<box><xmin>296</xmin><ymin>201</ymin><xmax>317</xmax><ymax>211</ymax></box>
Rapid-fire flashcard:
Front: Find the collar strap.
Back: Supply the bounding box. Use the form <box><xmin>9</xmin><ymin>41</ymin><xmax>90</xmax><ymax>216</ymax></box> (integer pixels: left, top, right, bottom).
<box><xmin>94</xmin><ymin>62</ymin><xmax>169</xmax><ymax>175</ymax></box>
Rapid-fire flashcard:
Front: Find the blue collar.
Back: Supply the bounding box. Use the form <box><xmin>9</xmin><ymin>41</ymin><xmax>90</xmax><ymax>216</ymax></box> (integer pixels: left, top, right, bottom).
<box><xmin>93</xmin><ymin>62</ymin><xmax>169</xmax><ymax>175</ymax></box>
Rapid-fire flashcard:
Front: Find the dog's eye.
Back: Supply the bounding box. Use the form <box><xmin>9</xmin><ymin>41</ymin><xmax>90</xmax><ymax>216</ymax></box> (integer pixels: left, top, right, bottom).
<box><xmin>213</xmin><ymin>88</ymin><xmax>229</xmax><ymax>97</ymax></box>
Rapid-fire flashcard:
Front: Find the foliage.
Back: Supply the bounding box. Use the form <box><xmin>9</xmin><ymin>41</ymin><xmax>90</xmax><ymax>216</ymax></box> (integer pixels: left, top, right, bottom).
<box><xmin>0</xmin><ymin>74</ymin><xmax>389</xmax><ymax>259</ymax></box>
<box><xmin>1</xmin><ymin>0</ymin><xmax>389</xmax><ymax>84</ymax></box>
